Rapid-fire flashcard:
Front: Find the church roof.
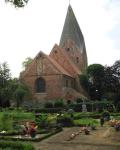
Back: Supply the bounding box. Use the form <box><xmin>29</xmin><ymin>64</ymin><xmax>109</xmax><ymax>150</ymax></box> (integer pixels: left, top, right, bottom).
<box><xmin>59</xmin><ymin>5</ymin><xmax>85</xmax><ymax>49</ymax></box>
<box><xmin>50</xmin><ymin>44</ymin><xmax>81</xmax><ymax>75</ymax></box>
<box><xmin>47</xmin><ymin>55</ymin><xmax>72</xmax><ymax>77</ymax></box>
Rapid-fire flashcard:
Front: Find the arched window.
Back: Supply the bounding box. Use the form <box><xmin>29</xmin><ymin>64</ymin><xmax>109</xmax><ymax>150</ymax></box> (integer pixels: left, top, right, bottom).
<box><xmin>35</xmin><ymin>77</ymin><xmax>46</xmax><ymax>93</ymax></box>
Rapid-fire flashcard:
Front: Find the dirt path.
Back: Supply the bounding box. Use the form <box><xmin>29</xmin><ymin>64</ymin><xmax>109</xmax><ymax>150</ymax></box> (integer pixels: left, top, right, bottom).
<box><xmin>32</xmin><ymin>125</ymin><xmax>120</xmax><ymax>150</ymax></box>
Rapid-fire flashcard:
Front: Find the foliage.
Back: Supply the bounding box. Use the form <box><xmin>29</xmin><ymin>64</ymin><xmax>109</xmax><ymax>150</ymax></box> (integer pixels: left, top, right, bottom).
<box><xmin>79</xmin><ymin>74</ymin><xmax>89</xmax><ymax>93</ymax></box>
<box><xmin>104</xmin><ymin>60</ymin><xmax>120</xmax><ymax>105</ymax></box>
<box><xmin>0</xmin><ymin>112</ymin><xmax>13</xmax><ymax>131</ymax></box>
<box><xmin>87</xmin><ymin>64</ymin><xmax>105</xmax><ymax>100</ymax></box>
<box><xmin>0</xmin><ymin>110</ymin><xmax>35</xmax><ymax>132</ymax></box>
<box><xmin>44</xmin><ymin>101</ymin><xmax>53</xmax><ymax>108</ymax></box>
<box><xmin>35</xmin><ymin>113</ymin><xmax>49</xmax><ymax>128</ymax></box>
<box><xmin>0</xmin><ymin>62</ymin><xmax>31</xmax><ymax>108</ymax></box>
<box><xmin>80</xmin><ymin>61</ymin><xmax>120</xmax><ymax>104</ymax></box>
<box><xmin>74</xmin><ymin>118</ymin><xmax>99</xmax><ymax>126</ymax></box>
<box><xmin>56</xmin><ymin>114</ymin><xmax>74</xmax><ymax>127</ymax></box>
<box><xmin>0</xmin><ymin>62</ymin><xmax>11</xmax><ymax>107</ymax></box>
<box><xmin>22</xmin><ymin>57</ymin><xmax>33</xmax><ymax>70</ymax></box>
<box><xmin>0</xmin><ymin>140</ymin><xmax>34</xmax><ymax>150</ymax></box>
<box><xmin>54</xmin><ymin>99</ymin><xmax>65</xmax><ymax>108</ymax></box>
<box><xmin>5</xmin><ymin>0</ymin><xmax>29</xmax><ymax>7</ymax></box>
<box><xmin>102</xmin><ymin>110</ymin><xmax>110</xmax><ymax>121</ymax></box>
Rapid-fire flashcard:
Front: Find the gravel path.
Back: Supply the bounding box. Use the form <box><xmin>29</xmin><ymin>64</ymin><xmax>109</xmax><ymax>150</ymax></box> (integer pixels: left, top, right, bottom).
<box><xmin>32</xmin><ymin>126</ymin><xmax>120</xmax><ymax>150</ymax></box>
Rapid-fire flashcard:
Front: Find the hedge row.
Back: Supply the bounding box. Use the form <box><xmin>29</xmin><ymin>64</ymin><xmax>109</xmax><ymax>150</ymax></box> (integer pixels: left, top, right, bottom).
<box><xmin>0</xmin><ymin>141</ymin><xmax>34</xmax><ymax>150</ymax></box>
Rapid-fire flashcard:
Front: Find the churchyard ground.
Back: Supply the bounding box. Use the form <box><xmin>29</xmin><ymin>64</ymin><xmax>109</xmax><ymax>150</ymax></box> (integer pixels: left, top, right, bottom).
<box><xmin>33</xmin><ymin>125</ymin><xmax>120</xmax><ymax>150</ymax></box>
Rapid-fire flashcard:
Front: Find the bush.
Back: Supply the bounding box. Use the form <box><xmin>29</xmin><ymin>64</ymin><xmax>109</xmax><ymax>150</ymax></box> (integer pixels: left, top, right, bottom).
<box><xmin>35</xmin><ymin>113</ymin><xmax>49</xmax><ymax>128</ymax></box>
<box><xmin>44</xmin><ymin>101</ymin><xmax>53</xmax><ymax>108</ymax></box>
<box><xmin>0</xmin><ymin>112</ymin><xmax>13</xmax><ymax>131</ymax></box>
<box><xmin>76</xmin><ymin>98</ymin><xmax>83</xmax><ymax>103</ymax></box>
<box><xmin>74</xmin><ymin>118</ymin><xmax>99</xmax><ymax>127</ymax></box>
<box><xmin>57</xmin><ymin>115</ymin><xmax>74</xmax><ymax>127</ymax></box>
<box><xmin>102</xmin><ymin>111</ymin><xmax>110</xmax><ymax>121</ymax></box>
<box><xmin>54</xmin><ymin>99</ymin><xmax>65</xmax><ymax>108</ymax></box>
<box><xmin>34</xmin><ymin>108</ymin><xmax>63</xmax><ymax>113</ymax></box>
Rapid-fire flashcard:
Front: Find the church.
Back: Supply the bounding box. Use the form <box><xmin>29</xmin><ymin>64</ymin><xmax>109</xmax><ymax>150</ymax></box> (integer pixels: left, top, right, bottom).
<box><xmin>20</xmin><ymin>5</ymin><xmax>88</xmax><ymax>103</ymax></box>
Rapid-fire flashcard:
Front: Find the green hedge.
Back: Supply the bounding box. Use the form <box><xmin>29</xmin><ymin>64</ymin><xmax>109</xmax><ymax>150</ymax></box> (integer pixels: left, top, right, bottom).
<box><xmin>0</xmin><ymin>141</ymin><xmax>34</xmax><ymax>150</ymax></box>
<box><xmin>0</xmin><ymin>128</ymin><xmax>62</xmax><ymax>142</ymax></box>
<box><xmin>34</xmin><ymin>108</ymin><xmax>63</xmax><ymax>113</ymax></box>
<box><xmin>74</xmin><ymin>118</ymin><xmax>99</xmax><ymax>126</ymax></box>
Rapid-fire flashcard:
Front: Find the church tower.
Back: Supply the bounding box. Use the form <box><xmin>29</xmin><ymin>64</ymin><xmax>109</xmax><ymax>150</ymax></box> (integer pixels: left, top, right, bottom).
<box><xmin>60</xmin><ymin>5</ymin><xmax>87</xmax><ymax>73</ymax></box>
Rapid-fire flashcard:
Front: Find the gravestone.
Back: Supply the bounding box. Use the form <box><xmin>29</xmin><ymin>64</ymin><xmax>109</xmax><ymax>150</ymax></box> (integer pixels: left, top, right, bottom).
<box><xmin>82</xmin><ymin>101</ymin><xmax>87</xmax><ymax>112</ymax></box>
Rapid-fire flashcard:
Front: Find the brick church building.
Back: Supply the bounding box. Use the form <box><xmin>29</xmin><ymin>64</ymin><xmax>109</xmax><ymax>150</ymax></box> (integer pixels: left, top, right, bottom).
<box><xmin>20</xmin><ymin>5</ymin><xmax>88</xmax><ymax>102</ymax></box>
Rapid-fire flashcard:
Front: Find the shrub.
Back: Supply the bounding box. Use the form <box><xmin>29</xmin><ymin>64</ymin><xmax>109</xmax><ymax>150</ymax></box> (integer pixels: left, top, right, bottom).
<box><xmin>76</xmin><ymin>98</ymin><xmax>83</xmax><ymax>103</ymax></box>
<box><xmin>35</xmin><ymin>113</ymin><xmax>49</xmax><ymax>128</ymax></box>
<box><xmin>54</xmin><ymin>99</ymin><xmax>65</xmax><ymax>108</ymax></box>
<box><xmin>57</xmin><ymin>115</ymin><xmax>74</xmax><ymax>127</ymax></box>
<box><xmin>0</xmin><ymin>112</ymin><xmax>13</xmax><ymax>131</ymax></box>
<box><xmin>74</xmin><ymin>118</ymin><xmax>99</xmax><ymax>127</ymax></box>
<box><xmin>44</xmin><ymin>101</ymin><xmax>53</xmax><ymax>108</ymax></box>
<box><xmin>102</xmin><ymin>110</ymin><xmax>110</xmax><ymax>121</ymax></box>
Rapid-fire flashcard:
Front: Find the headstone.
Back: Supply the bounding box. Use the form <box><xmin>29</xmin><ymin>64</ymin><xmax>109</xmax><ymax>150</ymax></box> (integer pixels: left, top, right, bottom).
<box><xmin>82</xmin><ymin>101</ymin><xmax>87</xmax><ymax>112</ymax></box>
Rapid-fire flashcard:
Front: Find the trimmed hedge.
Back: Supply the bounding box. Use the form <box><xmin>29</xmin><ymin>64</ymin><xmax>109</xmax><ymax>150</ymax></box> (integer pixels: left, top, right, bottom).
<box><xmin>0</xmin><ymin>128</ymin><xmax>62</xmax><ymax>142</ymax></box>
<box><xmin>0</xmin><ymin>141</ymin><xmax>34</xmax><ymax>150</ymax></box>
<box><xmin>34</xmin><ymin>108</ymin><xmax>63</xmax><ymax>113</ymax></box>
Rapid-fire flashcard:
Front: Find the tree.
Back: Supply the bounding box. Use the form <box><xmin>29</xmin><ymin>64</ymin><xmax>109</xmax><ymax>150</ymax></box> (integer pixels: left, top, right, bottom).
<box><xmin>0</xmin><ymin>62</ymin><xmax>11</xmax><ymax>107</ymax></box>
<box><xmin>13</xmin><ymin>81</ymin><xmax>31</xmax><ymax>107</ymax></box>
<box><xmin>79</xmin><ymin>74</ymin><xmax>89</xmax><ymax>92</ymax></box>
<box><xmin>84</xmin><ymin>64</ymin><xmax>105</xmax><ymax>100</ymax></box>
<box><xmin>22</xmin><ymin>57</ymin><xmax>33</xmax><ymax>70</ymax></box>
<box><xmin>104</xmin><ymin>60</ymin><xmax>120</xmax><ymax>106</ymax></box>
<box><xmin>5</xmin><ymin>0</ymin><xmax>29</xmax><ymax>7</ymax></box>
<box><xmin>87</xmin><ymin>64</ymin><xmax>105</xmax><ymax>100</ymax></box>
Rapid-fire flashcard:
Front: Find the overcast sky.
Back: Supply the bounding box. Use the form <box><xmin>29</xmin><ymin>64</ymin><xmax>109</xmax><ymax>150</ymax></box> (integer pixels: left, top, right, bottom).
<box><xmin>0</xmin><ymin>0</ymin><xmax>120</xmax><ymax>77</ymax></box>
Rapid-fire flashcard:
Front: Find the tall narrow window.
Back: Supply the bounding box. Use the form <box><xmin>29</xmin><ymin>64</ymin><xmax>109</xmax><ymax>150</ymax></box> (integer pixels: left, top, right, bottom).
<box><xmin>35</xmin><ymin>77</ymin><xmax>46</xmax><ymax>93</ymax></box>
<box><xmin>76</xmin><ymin>57</ymin><xmax>79</xmax><ymax>63</ymax></box>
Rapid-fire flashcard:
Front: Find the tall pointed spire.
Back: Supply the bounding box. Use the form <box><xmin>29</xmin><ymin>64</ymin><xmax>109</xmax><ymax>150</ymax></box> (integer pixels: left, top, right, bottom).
<box><xmin>59</xmin><ymin>5</ymin><xmax>85</xmax><ymax>50</ymax></box>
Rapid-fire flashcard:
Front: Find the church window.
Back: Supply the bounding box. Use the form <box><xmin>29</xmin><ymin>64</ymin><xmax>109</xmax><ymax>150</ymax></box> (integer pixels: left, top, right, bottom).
<box><xmin>76</xmin><ymin>57</ymin><xmax>79</xmax><ymax>63</ymax></box>
<box><xmin>35</xmin><ymin>77</ymin><xmax>46</xmax><ymax>93</ymax></box>
<box><xmin>54</xmin><ymin>50</ymin><xmax>57</xmax><ymax>53</ymax></box>
<box><xmin>66</xmin><ymin>48</ymin><xmax>70</xmax><ymax>51</ymax></box>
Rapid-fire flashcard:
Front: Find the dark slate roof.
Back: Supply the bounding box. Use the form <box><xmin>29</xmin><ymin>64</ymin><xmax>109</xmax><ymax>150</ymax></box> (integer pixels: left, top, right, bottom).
<box><xmin>59</xmin><ymin>5</ymin><xmax>86</xmax><ymax>50</ymax></box>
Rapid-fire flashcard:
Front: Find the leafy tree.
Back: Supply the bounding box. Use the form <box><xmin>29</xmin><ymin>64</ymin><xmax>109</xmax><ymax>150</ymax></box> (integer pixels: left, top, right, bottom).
<box><xmin>87</xmin><ymin>64</ymin><xmax>105</xmax><ymax>100</ymax></box>
<box><xmin>104</xmin><ymin>60</ymin><xmax>120</xmax><ymax>106</ymax></box>
<box><xmin>22</xmin><ymin>57</ymin><xmax>33</xmax><ymax>70</ymax></box>
<box><xmin>79</xmin><ymin>74</ymin><xmax>89</xmax><ymax>93</ymax></box>
<box><xmin>13</xmin><ymin>82</ymin><xmax>31</xmax><ymax>107</ymax></box>
<box><xmin>0</xmin><ymin>62</ymin><xmax>31</xmax><ymax>107</ymax></box>
<box><xmin>0</xmin><ymin>62</ymin><xmax>11</xmax><ymax>107</ymax></box>
<box><xmin>5</xmin><ymin>0</ymin><xmax>29</xmax><ymax>7</ymax></box>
